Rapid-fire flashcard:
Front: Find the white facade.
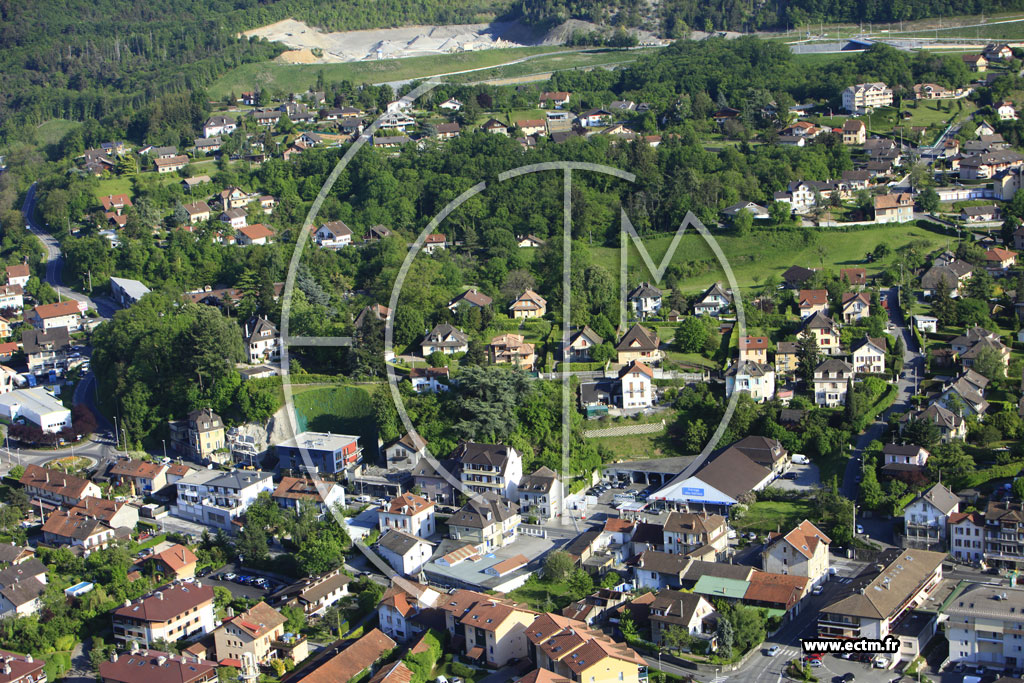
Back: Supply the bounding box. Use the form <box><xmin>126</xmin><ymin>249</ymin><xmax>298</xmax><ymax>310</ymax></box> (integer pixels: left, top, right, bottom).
<box><xmin>377</xmin><ymin>494</ymin><xmax>436</xmax><ymax>538</ymax></box>
<box><xmin>378</xmin><ymin>531</ymin><xmax>433</xmax><ymax>576</ymax></box>
<box><xmin>946</xmin><ymin>585</ymin><xmax>1024</xmax><ymax>669</ymax></box>
<box><xmin>852</xmin><ymin>340</ymin><xmax>886</xmax><ymax>374</ymax></box>
<box><xmin>619</xmin><ymin>363</ymin><xmax>653</xmax><ymax>409</ymax></box>
<box><xmin>725</xmin><ymin>362</ymin><xmax>776</xmax><ymax>403</ymax></box>
<box><xmin>0</xmin><ymin>388</ymin><xmax>72</xmax><ymax>432</ymax></box>
<box><xmin>842</xmin><ymin>82</ymin><xmax>894</xmax><ymax>114</ymax></box>
<box><xmin>950</xmin><ymin>514</ymin><xmax>985</xmax><ymax>563</ymax></box>
<box><xmin>172</xmin><ymin>469</ymin><xmax>275</xmax><ymax>531</ymax></box>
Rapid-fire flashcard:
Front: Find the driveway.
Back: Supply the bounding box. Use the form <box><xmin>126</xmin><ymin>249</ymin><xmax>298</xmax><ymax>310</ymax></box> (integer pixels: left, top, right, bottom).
<box><xmin>771</xmin><ymin>463</ymin><xmax>821</xmax><ymax>491</ymax></box>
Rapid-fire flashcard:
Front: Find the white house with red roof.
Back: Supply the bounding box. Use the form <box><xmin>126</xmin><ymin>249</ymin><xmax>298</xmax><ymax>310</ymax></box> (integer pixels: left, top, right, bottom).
<box><xmin>761</xmin><ymin>519</ymin><xmax>831</xmax><ymax>585</ymax></box>
<box><xmin>28</xmin><ymin>300</ymin><xmax>81</xmax><ymax>331</ymax></box>
<box><xmin>618</xmin><ymin>360</ymin><xmax>653</xmax><ymax>409</ymax></box>
<box><xmin>422</xmin><ymin>233</ymin><xmax>447</xmax><ymax>254</ymax></box>
<box><xmin>236</xmin><ymin>224</ymin><xmax>273</xmax><ymax>246</ymax></box>
<box><xmin>377</xmin><ymin>492</ymin><xmax>435</xmax><ymax>538</ymax></box>
<box><xmin>5</xmin><ymin>264</ymin><xmax>30</xmax><ymax>289</ymax></box>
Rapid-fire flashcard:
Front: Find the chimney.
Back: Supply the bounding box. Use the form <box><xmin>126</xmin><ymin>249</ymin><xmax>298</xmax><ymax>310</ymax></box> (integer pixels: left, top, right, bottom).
<box><xmin>109</xmin><ymin>652</ymin><xmax>118</xmax><ymax>664</ymax></box>
<box><xmin>156</xmin><ymin>591</ymin><xmax>164</xmax><ymax>600</ymax></box>
<box><xmin>24</xmin><ymin>656</ymin><xmax>31</xmax><ymax>664</ymax></box>
<box><xmin>227</xmin><ymin>606</ymin><xmax>234</xmax><ymax>618</ymax></box>
<box><xmin>157</xmin><ymin>656</ymin><xmax>167</xmax><ymax>666</ymax></box>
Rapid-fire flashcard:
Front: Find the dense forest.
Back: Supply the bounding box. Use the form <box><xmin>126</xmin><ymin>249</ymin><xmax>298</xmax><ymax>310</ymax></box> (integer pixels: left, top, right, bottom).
<box><xmin>516</xmin><ymin>0</ymin><xmax>1024</xmax><ymax>34</ymax></box>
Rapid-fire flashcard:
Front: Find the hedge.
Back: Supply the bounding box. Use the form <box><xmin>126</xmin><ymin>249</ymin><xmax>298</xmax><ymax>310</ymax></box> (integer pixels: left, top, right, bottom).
<box><xmin>960</xmin><ymin>462</ymin><xmax>1024</xmax><ymax>490</ymax></box>
<box><xmin>853</xmin><ymin>384</ymin><xmax>898</xmax><ymax>433</ymax></box>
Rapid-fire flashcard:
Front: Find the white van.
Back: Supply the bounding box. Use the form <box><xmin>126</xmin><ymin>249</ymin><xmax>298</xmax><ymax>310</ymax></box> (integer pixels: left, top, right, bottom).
<box><xmin>792</xmin><ymin>454</ymin><xmax>809</xmax><ymax>465</ymax></box>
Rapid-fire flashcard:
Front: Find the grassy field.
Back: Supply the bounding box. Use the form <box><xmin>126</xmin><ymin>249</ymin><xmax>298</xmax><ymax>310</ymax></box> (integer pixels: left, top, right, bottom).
<box><xmin>889</xmin><ymin>18</ymin><xmax>1024</xmax><ymax>40</ymax></box>
<box><xmin>208</xmin><ymin>47</ymin><xmax>588</xmax><ymax>98</ymax></box>
<box><xmin>95</xmin><ymin>177</ymin><xmax>133</xmax><ymax>199</ymax></box>
<box><xmin>594</xmin><ymin>222</ymin><xmax>953</xmax><ymax>296</ymax></box>
<box><xmin>508</xmin><ymin>576</ymin><xmax>576</xmax><ymax>611</ymax></box>
<box><xmin>34</xmin><ymin>119</ymin><xmax>81</xmax><ymax>147</ymax></box>
<box><xmin>732</xmin><ymin>500</ymin><xmax>815</xmax><ymax>534</ymax></box>
<box><xmin>292</xmin><ymin>385</ymin><xmax>378</xmax><ymax>456</ymax></box>
<box><xmin>450</xmin><ymin>48</ymin><xmax>659</xmax><ymax>84</ymax></box>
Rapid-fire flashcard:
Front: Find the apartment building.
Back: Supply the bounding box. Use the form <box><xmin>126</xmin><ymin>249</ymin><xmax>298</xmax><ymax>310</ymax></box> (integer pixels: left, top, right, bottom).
<box><xmin>813</xmin><ymin>358</ymin><xmax>854</xmax><ymax>407</ymax></box>
<box><xmin>19</xmin><ymin>464</ymin><xmax>101</xmax><ymax>507</ymax></box>
<box><xmin>946</xmin><ymin>583</ymin><xmax>1024</xmax><ymax>670</ymax></box>
<box><xmin>272</xmin><ymin>569</ymin><xmax>353</xmax><ymax>618</ymax></box>
<box><xmin>762</xmin><ymin>520</ymin><xmax>831</xmax><ymax>586</ymax></box>
<box><xmin>517</xmin><ymin>466</ymin><xmax>562</xmax><ymax>522</ymax></box>
<box><xmin>818</xmin><ymin>549</ymin><xmax>945</xmax><ymax>640</ymax></box>
<box><xmin>458</xmin><ymin>600</ymin><xmax>536</xmax><ymax>668</ymax></box>
<box><xmin>275</xmin><ymin>432</ymin><xmax>362</xmax><ymax>475</ymax></box>
<box><xmin>902</xmin><ymin>483</ymin><xmax>958</xmax><ymax>551</ymax></box>
<box><xmin>984</xmin><ymin>501</ymin><xmax>1024</xmax><ymax>570</ymax></box>
<box><xmin>526</xmin><ymin>613</ymin><xmax>647</xmax><ymax>683</ymax></box>
<box><xmin>213</xmin><ymin>602</ymin><xmax>296</xmax><ymax>665</ymax></box>
<box><xmin>112</xmin><ymin>584</ymin><xmax>216</xmax><ymax>647</ymax></box>
<box><xmin>168</xmin><ymin>409</ymin><xmax>225</xmax><ymax>462</ymax></box>
<box><xmin>454</xmin><ymin>442</ymin><xmax>523</xmax><ymax>499</ymax></box>
<box><xmin>377</xmin><ymin>492</ymin><xmax>435</xmax><ymax>538</ymax></box>
<box><xmin>662</xmin><ymin>512</ymin><xmax>728</xmax><ymax>558</ymax></box>
<box><xmin>171</xmin><ymin>469</ymin><xmax>274</xmax><ymax>530</ymax></box>
<box><xmin>842</xmin><ymin>82</ymin><xmax>894</xmax><ymax>114</ymax></box>
<box><xmin>448</xmin><ymin>494</ymin><xmax>521</xmax><ymax>552</ymax></box>
<box><xmin>950</xmin><ymin>512</ymin><xmax>986</xmax><ymax>564</ymax></box>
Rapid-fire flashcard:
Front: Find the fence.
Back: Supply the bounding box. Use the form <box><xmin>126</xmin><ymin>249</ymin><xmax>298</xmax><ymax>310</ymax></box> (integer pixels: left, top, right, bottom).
<box><xmin>519</xmin><ymin>524</ymin><xmax>548</xmax><ymax>538</ymax></box>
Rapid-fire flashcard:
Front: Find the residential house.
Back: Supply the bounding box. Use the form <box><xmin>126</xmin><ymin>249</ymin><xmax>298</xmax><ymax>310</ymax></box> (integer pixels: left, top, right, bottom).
<box><xmin>4</xmin><ymin>264</ymin><xmax>29</xmax><ymax>289</ymax></box>
<box><xmin>578</xmin><ymin>109</ymin><xmax>612</xmax><ymax>127</ymax></box>
<box><xmin>275</xmin><ymin>432</ymin><xmax>362</xmax><ymax>475</ymax></box>
<box><xmin>902</xmin><ymin>483</ymin><xmax>958</xmax><ymax>551</ymax></box>
<box><xmin>271</xmin><ymin>569</ymin><xmax>352</xmax><ymax>618</ymax></box>
<box><xmin>100</xmin><ymin>650</ymin><xmax>216</xmax><ymax>683</ymax></box>
<box><xmin>540</xmin><ymin>92</ymin><xmax>571</xmax><ymax>108</ymax></box>
<box><xmin>0</xmin><ymin>545</ymin><xmax>35</xmax><ymax>566</ymax></box>
<box><xmin>0</xmin><ymin>650</ymin><xmax>45</xmax><ymax>683</ymax></box>
<box><xmin>276</xmin><ymin>628</ymin><xmax>390</xmax><ymax>683</ymax></box>
<box><xmin>0</xmin><ymin>560</ymin><xmax>46</xmax><ymax>619</ymax></box>
<box><xmin>219</xmin><ymin>208</ymin><xmax>247</xmax><ymax>229</ymax></box>
<box><xmin>721</xmin><ymin>201</ymin><xmax>769</xmax><ymax>221</ymax></box>
<box><xmin>647</xmin><ymin>591</ymin><xmax>718</xmax><ymax>646</ymax></box>
<box><xmin>957</xmin><ymin>333</ymin><xmax>1010</xmax><ymax>374</ymax></box>
<box><xmin>509</xmin><ymin>290</ymin><xmax>547</xmax><ymax>319</ymax></box>
<box><xmin>107</xmin><ymin>458</ymin><xmax>167</xmax><ymax>497</ymax></box>
<box><xmin>516</xmin><ymin>233</ymin><xmax>546</xmax><ymax>247</ymax></box>
<box><xmin>354</xmin><ymin>303</ymin><xmax>391</xmax><ymax>329</ymax></box>
<box><xmin>725</xmin><ymin>361</ymin><xmax>775</xmax><ymax>403</ymax></box>
<box><xmin>171</xmin><ymin>469</ymin><xmax>274</xmax><ymax>530</ymax></box>
<box><xmin>851</xmin><ymin>336</ymin><xmax>886</xmax><ymax>374</ymax></box>
<box><xmin>448</xmin><ymin>494</ymin><xmax>520</xmax><ymax>552</ymax></box>
<box><xmin>775</xmin><ymin>341</ymin><xmax>799</xmax><ymax>375</ymax></box>
<box><xmin>920</xmin><ymin>258</ymin><xmax>974</xmax><ymax>297</ymax></box>
<box><xmin>874</xmin><ymin>193</ymin><xmax>915</xmax><ymax>223</ymax></box>
<box><xmin>19</xmin><ymin>464</ymin><xmax>100</xmax><ymax>507</ymax></box>
<box><xmin>693</xmin><ymin>282</ymin><xmax>731</xmax><ymax>316</ymax></box>
<box><xmin>455</xmin><ymin>600</ymin><xmax>536</xmax><ymax>667</ymax></box>
<box><xmin>961</xmin><ymin>151</ymin><xmax>1024</xmax><ymax>179</ymax></box>
<box><xmin>526</xmin><ymin>613</ymin><xmax>646</xmax><ymax>683</ymax></box>
<box><xmin>817</xmin><ymin>548</ymin><xmax>945</xmax><ymax>640</ymax></box>
<box><xmin>242</xmin><ymin>316</ymin><xmax>279</xmax><ymax>364</ymax></box>
<box><xmin>949</xmin><ymin>512</ymin><xmax>986</xmax><ymax>563</ymax></box>
<box><xmin>154</xmin><ymin>156</ymin><xmax>189</xmax><ymax>173</ymax></box>
<box><xmin>841</xmin><ymin>119</ymin><xmax>867</xmax><ymax>144</ymax></box>
<box><xmin>963</xmin><ymin>54</ymin><xmax>988</xmax><ymax>71</ymax></box>
<box><xmin>998</xmin><ymin>100</ymin><xmax>1018</xmax><ymax>120</ymax></box>
<box><xmin>168</xmin><ymin>408</ymin><xmax>226</xmax><ymax>462</ymax></box>
<box><xmin>377</xmin><ymin>530</ymin><xmax>434</xmax><ymax>576</ymax></box>
<box><xmin>182</xmin><ymin>201</ymin><xmax>211</xmax><ymax>223</ymax></box>
<box><xmin>812</xmin><ymin>358</ymin><xmax>854</xmax><ymax>407</ymax></box>
<box><xmin>985</xmin><ymin>247</ymin><xmax>1017</xmax><ymax>272</ymax></box>
<box><xmin>22</xmin><ymin>327</ymin><xmax>71</xmax><ymax>373</ymax></box>
<box><xmin>663</xmin><ymin>512</ymin><xmax>728</xmax><ymax>558</ymax></box>
<box><xmin>800</xmin><ymin>311</ymin><xmax>841</xmax><ymax>356</ymax></box>
<box><xmin>411</xmin><ymin>458</ymin><xmax>459</xmax><ymax>505</ymax></box>
<box><xmin>615</xmin><ymin>324</ymin><xmax>661</xmax><ymax>365</ymax></box>
<box><xmin>409</xmin><ymin>367</ymin><xmax>448</xmax><ymax>393</ymax></box>
<box><xmin>983</xmin><ymin>500</ymin><xmax>1024</xmax><ymax>569</ymax></box>
<box><xmin>112</xmin><ymin>583</ymin><xmax>216</xmax><ymax>647</ymax></box>
<box><xmin>782</xmin><ymin>266</ymin><xmax>817</xmax><ymax>289</ymax></box>
<box><xmin>181</xmin><ymin>176</ymin><xmax>210</xmax><ymax>193</ymax></box>
<box><xmin>237</xmin><ymin>224</ymin><xmax>273</xmax><ymax>245</ymax></box>
<box><xmin>962</xmin><ymin>205</ymin><xmax>1002</xmax><ymax>223</ymax></box>
<box><xmin>516</xmin><ymin>120</ymin><xmax>546</xmax><ymax>136</ymax></box>
<box><xmin>913</xmin><ymin>315</ymin><xmax>938</xmax><ymax>333</ymax></box>
<box><xmin>422</xmin><ymin>233</ymin><xmax>447</xmax><ymax>253</ymax></box>
<box><xmin>517</xmin><ymin>466</ymin><xmax>561</xmax><ymax>522</ymax></box>
<box><xmin>212</xmin><ymin>602</ymin><xmax>288</xmax><ymax>665</ymax></box>
<box><xmin>378</xmin><ymin>492</ymin><xmax>435</xmax><ymax>538</ymax></box>
<box><xmin>100</xmin><ymin>194</ymin><xmax>133</xmax><ymax>214</ymax></box>
<box><xmin>482</xmin><ymin>119</ymin><xmax>509</xmax><ymax>135</ymax></box>
<box><xmin>840</xmin><ymin>172</ymin><xmax>871</xmax><ymax>192</ymax></box>
<box><xmin>945</xmin><ymin>584</ymin><xmax>1024</xmax><ymax>670</ymax></box>
<box><xmin>880</xmin><ymin>442</ymin><xmax>931</xmax><ymax>482</ymax></box>
<box><xmin>739</xmin><ymin>336</ymin><xmax>769</xmax><ymax>364</ymax></box>
<box><xmin>421</xmin><ymin>323</ymin><xmax>469</xmax><ymax>356</ymax></box>
<box><xmin>194</xmin><ymin>137</ymin><xmax>221</xmax><ymax>154</ymax></box>
<box><xmin>372</xmin><ymin>135</ymin><xmax>411</xmax><ymax>149</ymax></box>
<box><xmin>489</xmin><ymin>333</ymin><xmax>535</xmax><ymax>370</ymax></box>
<box><xmin>618</xmin><ymin>360</ymin><xmax>654</xmax><ymax>409</ymax></box>
<box><xmin>151</xmin><ymin>544</ymin><xmax>198</xmax><ymax>581</ymax></box>
<box><xmin>899</xmin><ymin>403</ymin><xmax>966</xmax><ymax>443</ymax></box>
<box><xmin>842</xmin><ymin>83</ymin><xmax>894</xmax><ymax>114</ymax></box>
<box><xmin>203</xmin><ymin>116</ymin><xmax>236</xmax><ymax>138</ymax></box>
<box><xmin>935</xmin><ymin>370</ymin><xmax>990</xmax><ymax>417</ymax></box>
<box><xmin>627</xmin><ymin>282</ymin><xmax>662</xmax><ymax>318</ymax></box>
<box><xmin>449</xmin><ymin>288</ymin><xmax>492</xmax><ymax>312</ymax></box>
<box><xmin>566</xmin><ymin>325</ymin><xmax>603</xmax><ymax>362</ymax></box>
<box><xmin>28</xmin><ymin>300</ymin><xmax>80</xmax><ymax>331</ymax></box>
<box><xmin>841</xmin><ymin>292</ymin><xmax>871</xmax><ymax>323</ymax></box>
<box><xmin>365</xmin><ymin>225</ymin><xmax>393</xmax><ymax>241</ymax></box>
<box><xmin>271</xmin><ymin>476</ymin><xmax>346</xmax><ymax>519</ymax></box>
<box><xmin>762</xmin><ymin>520</ymin><xmax>831</xmax><ymax>585</ymax></box>
<box><xmin>219</xmin><ymin>187</ymin><xmax>250</xmax><ymax>210</ymax></box>
<box><xmin>454</xmin><ymin>442</ymin><xmax>523</xmax><ymax>499</ymax></box>
<box><xmin>798</xmin><ymin>289</ymin><xmax>829</xmax><ymax>319</ymax></box>
<box><xmin>41</xmin><ymin>510</ymin><xmax>118</xmax><ymax>556</ymax></box>
<box><xmin>440</xmin><ymin>98</ymin><xmax>463</xmax><ymax>111</ymax></box>
<box><xmin>314</xmin><ymin>221</ymin><xmax>352</xmax><ymax>249</ymax></box>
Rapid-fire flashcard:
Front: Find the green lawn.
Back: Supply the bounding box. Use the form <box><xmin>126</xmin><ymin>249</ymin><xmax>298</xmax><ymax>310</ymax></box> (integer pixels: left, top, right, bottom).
<box><xmin>95</xmin><ymin>177</ymin><xmax>133</xmax><ymax>200</ymax></box>
<box><xmin>447</xmin><ymin>48</ymin><xmax>659</xmax><ymax>84</ymax></box>
<box><xmin>890</xmin><ymin>17</ymin><xmax>1024</xmax><ymax>40</ymax></box>
<box><xmin>507</xmin><ymin>576</ymin><xmax>576</xmax><ymax>611</ymax></box>
<box><xmin>597</xmin><ymin>222</ymin><xmax>952</xmax><ymax>296</ymax></box>
<box><xmin>292</xmin><ymin>385</ymin><xmax>378</xmax><ymax>456</ymax></box>
<box><xmin>732</xmin><ymin>500</ymin><xmax>814</xmax><ymax>533</ymax></box>
<box><xmin>35</xmin><ymin>119</ymin><xmax>82</xmax><ymax>147</ymax></box>
<box><xmin>208</xmin><ymin>47</ymin><xmax>586</xmax><ymax>98</ymax></box>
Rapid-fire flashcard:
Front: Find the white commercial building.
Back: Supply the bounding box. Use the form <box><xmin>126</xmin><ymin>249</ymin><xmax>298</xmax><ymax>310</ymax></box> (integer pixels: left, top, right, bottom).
<box><xmin>171</xmin><ymin>469</ymin><xmax>275</xmax><ymax>530</ymax></box>
<box><xmin>0</xmin><ymin>388</ymin><xmax>72</xmax><ymax>432</ymax></box>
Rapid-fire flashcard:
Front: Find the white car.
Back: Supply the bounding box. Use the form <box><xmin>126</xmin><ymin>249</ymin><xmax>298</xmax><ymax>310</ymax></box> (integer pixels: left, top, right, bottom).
<box><xmin>437</xmin><ymin>677</ymin><xmax>449</xmax><ymax>683</ymax></box>
<box><xmin>766</xmin><ymin>646</ymin><xmax>780</xmax><ymax>657</ymax></box>
<box><xmin>812</xmin><ymin>584</ymin><xmax>823</xmax><ymax>595</ymax></box>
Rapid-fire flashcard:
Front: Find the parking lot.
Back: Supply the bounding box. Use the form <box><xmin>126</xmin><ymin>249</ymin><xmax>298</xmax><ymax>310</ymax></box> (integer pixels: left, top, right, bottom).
<box><xmin>202</xmin><ymin>563</ymin><xmax>284</xmax><ymax>600</ymax></box>
<box><xmin>772</xmin><ymin>462</ymin><xmax>821</xmax><ymax>491</ymax></box>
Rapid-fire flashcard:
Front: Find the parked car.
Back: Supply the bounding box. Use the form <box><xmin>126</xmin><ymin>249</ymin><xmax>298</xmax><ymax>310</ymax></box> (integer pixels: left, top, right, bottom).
<box><xmin>812</xmin><ymin>584</ymin><xmax>823</xmax><ymax>595</ymax></box>
<box><xmin>222</xmin><ymin>572</ymin><xmax>237</xmax><ymax>581</ymax></box>
<box><xmin>856</xmin><ymin>524</ymin><xmax>864</xmax><ymax>534</ymax></box>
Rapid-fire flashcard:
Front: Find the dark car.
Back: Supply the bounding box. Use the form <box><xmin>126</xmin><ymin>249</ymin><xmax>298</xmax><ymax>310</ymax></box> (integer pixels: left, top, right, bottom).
<box><xmin>841</xmin><ymin>673</ymin><xmax>855</xmax><ymax>682</ymax></box>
